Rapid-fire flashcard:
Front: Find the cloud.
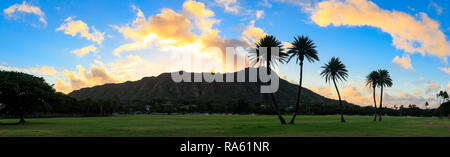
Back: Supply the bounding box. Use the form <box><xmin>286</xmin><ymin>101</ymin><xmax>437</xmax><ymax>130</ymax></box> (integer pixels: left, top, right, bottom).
<box><xmin>428</xmin><ymin>0</ymin><xmax>443</xmax><ymax>15</ymax></box>
<box><xmin>71</xmin><ymin>45</ymin><xmax>97</xmax><ymax>57</ymax></box>
<box><xmin>439</xmin><ymin>67</ymin><xmax>450</xmax><ymax>75</ymax></box>
<box><xmin>309</xmin><ymin>85</ymin><xmax>371</xmax><ymax>106</ymax></box>
<box><xmin>56</xmin><ymin>17</ymin><xmax>105</xmax><ymax>45</ymax></box>
<box><xmin>112</xmin><ymin>7</ymin><xmax>195</xmax><ymax>56</ymax></box>
<box><xmin>0</xmin><ymin>65</ymin><xmax>57</xmax><ymax>75</ymax></box>
<box><xmin>214</xmin><ymin>0</ymin><xmax>240</xmax><ymax>14</ymax></box>
<box><xmin>274</xmin><ymin>0</ymin><xmax>315</xmax><ymax>12</ymax></box>
<box><xmin>384</xmin><ymin>92</ymin><xmax>438</xmax><ymax>108</ymax></box>
<box><xmin>448</xmin><ymin>82</ymin><xmax>450</xmax><ymax>91</ymax></box>
<box><xmin>55</xmin><ymin>55</ymin><xmax>169</xmax><ymax>93</ymax></box>
<box><xmin>3</xmin><ymin>1</ymin><xmax>47</xmax><ymax>25</ymax></box>
<box><xmin>392</xmin><ymin>55</ymin><xmax>414</xmax><ymax>70</ymax></box>
<box><xmin>183</xmin><ymin>0</ymin><xmax>220</xmax><ymax>33</ymax></box>
<box><xmin>255</xmin><ymin>10</ymin><xmax>264</xmax><ymax>20</ymax></box>
<box><xmin>340</xmin><ymin>86</ymin><xmax>371</xmax><ymax>106</ymax></box>
<box><xmin>258</xmin><ymin>0</ymin><xmax>272</xmax><ymax>8</ymax></box>
<box><xmin>214</xmin><ymin>0</ymin><xmax>266</xmax><ymax>21</ymax></box>
<box><xmin>55</xmin><ymin>63</ymin><xmax>115</xmax><ymax>93</ymax></box>
<box><xmin>108</xmin><ymin>55</ymin><xmax>165</xmax><ymax>82</ymax></box>
<box><xmin>414</xmin><ymin>89</ymin><xmax>422</xmax><ymax>95</ymax></box>
<box><xmin>424</xmin><ymin>80</ymin><xmax>440</xmax><ymax>94</ymax></box>
<box><xmin>241</xmin><ymin>20</ymin><xmax>267</xmax><ymax>44</ymax></box>
<box><xmin>309</xmin><ymin>0</ymin><xmax>450</xmax><ymax>62</ymax></box>
<box><xmin>112</xmin><ymin>1</ymin><xmax>249</xmax><ymax>73</ymax></box>
<box><xmin>309</xmin><ymin>84</ymin><xmax>439</xmax><ymax>108</ymax></box>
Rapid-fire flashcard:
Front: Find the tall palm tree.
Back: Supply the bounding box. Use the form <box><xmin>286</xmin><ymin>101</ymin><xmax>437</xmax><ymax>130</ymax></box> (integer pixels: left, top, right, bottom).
<box><xmin>286</xmin><ymin>35</ymin><xmax>319</xmax><ymax>124</ymax></box>
<box><xmin>443</xmin><ymin>91</ymin><xmax>449</xmax><ymax>103</ymax></box>
<box><xmin>249</xmin><ymin>35</ymin><xmax>288</xmax><ymax>124</ymax></box>
<box><xmin>377</xmin><ymin>69</ymin><xmax>392</xmax><ymax>122</ymax></box>
<box><xmin>365</xmin><ymin>71</ymin><xmax>380</xmax><ymax>122</ymax></box>
<box><xmin>321</xmin><ymin>57</ymin><xmax>348</xmax><ymax>123</ymax></box>
<box><xmin>437</xmin><ymin>91</ymin><xmax>444</xmax><ymax>118</ymax></box>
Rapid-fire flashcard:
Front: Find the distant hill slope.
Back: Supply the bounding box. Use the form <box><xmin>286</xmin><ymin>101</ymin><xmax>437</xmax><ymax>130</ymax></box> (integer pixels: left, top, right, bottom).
<box><xmin>68</xmin><ymin>68</ymin><xmax>357</xmax><ymax>107</ymax></box>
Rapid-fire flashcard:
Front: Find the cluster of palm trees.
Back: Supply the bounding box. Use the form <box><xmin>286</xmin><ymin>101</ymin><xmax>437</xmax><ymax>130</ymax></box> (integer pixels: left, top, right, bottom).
<box><xmin>250</xmin><ymin>35</ymin><xmax>364</xmax><ymax>124</ymax></box>
<box><xmin>365</xmin><ymin>69</ymin><xmax>393</xmax><ymax>122</ymax></box>
<box><xmin>436</xmin><ymin>90</ymin><xmax>449</xmax><ymax>105</ymax></box>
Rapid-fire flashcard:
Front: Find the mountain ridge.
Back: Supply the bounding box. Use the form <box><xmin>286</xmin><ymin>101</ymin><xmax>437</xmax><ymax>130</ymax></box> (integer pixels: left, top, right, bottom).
<box><xmin>68</xmin><ymin>68</ymin><xmax>358</xmax><ymax>107</ymax></box>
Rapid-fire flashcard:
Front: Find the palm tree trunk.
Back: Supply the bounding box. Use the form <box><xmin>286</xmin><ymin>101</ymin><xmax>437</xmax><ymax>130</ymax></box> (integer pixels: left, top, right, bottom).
<box><xmin>289</xmin><ymin>62</ymin><xmax>303</xmax><ymax>124</ymax></box>
<box><xmin>18</xmin><ymin>106</ymin><xmax>25</xmax><ymax>124</ymax></box>
<box><xmin>19</xmin><ymin>114</ymin><xmax>25</xmax><ymax>124</ymax></box>
<box><xmin>372</xmin><ymin>87</ymin><xmax>377</xmax><ymax>122</ymax></box>
<box><xmin>271</xmin><ymin>93</ymin><xmax>286</xmax><ymax>124</ymax></box>
<box><xmin>267</xmin><ymin>62</ymin><xmax>286</xmax><ymax>124</ymax></box>
<box><xmin>333</xmin><ymin>77</ymin><xmax>345</xmax><ymax>123</ymax></box>
<box><xmin>379</xmin><ymin>86</ymin><xmax>383</xmax><ymax>122</ymax></box>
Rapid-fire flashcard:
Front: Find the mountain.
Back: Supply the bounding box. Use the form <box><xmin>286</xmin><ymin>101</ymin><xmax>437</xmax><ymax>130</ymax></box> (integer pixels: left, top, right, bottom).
<box><xmin>68</xmin><ymin>68</ymin><xmax>357</xmax><ymax>107</ymax></box>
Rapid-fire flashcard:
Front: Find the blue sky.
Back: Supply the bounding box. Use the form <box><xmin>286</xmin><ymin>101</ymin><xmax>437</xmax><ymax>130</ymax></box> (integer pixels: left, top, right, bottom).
<box><xmin>0</xmin><ymin>0</ymin><xmax>449</xmax><ymax>108</ymax></box>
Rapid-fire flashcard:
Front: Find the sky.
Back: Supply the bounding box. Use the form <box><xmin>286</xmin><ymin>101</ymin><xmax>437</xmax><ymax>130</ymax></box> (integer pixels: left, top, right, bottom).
<box><xmin>0</xmin><ymin>0</ymin><xmax>449</xmax><ymax>109</ymax></box>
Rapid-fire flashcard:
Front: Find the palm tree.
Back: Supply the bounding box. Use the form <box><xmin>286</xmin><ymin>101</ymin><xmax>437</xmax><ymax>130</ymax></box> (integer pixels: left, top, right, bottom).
<box><xmin>365</xmin><ymin>71</ymin><xmax>380</xmax><ymax>121</ymax></box>
<box><xmin>286</xmin><ymin>35</ymin><xmax>319</xmax><ymax>124</ymax></box>
<box><xmin>321</xmin><ymin>57</ymin><xmax>348</xmax><ymax>123</ymax></box>
<box><xmin>377</xmin><ymin>69</ymin><xmax>392</xmax><ymax>122</ymax></box>
<box><xmin>443</xmin><ymin>91</ymin><xmax>449</xmax><ymax>103</ymax></box>
<box><xmin>249</xmin><ymin>35</ymin><xmax>288</xmax><ymax>124</ymax></box>
<box><xmin>437</xmin><ymin>91</ymin><xmax>444</xmax><ymax>118</ymax></box>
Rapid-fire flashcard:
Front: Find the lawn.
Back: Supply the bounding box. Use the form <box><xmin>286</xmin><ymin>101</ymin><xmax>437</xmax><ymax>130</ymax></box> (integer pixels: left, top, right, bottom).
<box><xmin>0</xmin><ymin>115</ymin><xmax>449</xmax><ymax>137</ymax></box>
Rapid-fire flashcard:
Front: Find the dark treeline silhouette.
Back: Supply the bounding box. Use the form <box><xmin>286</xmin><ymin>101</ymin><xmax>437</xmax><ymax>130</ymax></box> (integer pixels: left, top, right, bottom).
<box><xmin>1</xmin><ymin>94</ymin><xmax>448</xmax><ymax>119</ymax></box>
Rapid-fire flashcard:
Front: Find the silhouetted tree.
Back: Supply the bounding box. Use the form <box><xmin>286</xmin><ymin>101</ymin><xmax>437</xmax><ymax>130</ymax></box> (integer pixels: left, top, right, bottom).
<box><xmin>377</xmin><ymin>69</ymin><xmax>393</xmax><ymax>122</ymax></box>
<box><xmin>249</xmin><ymin>35</ymin><xmax>288</xmax><ymax>124</ymax></box>
<box><xmin>365</xmin><ymin>70</ymin><xmax>380</xmax><ymax>121</ymax></box>
<box><xmin>0</xmin><ymin>71</ymin><xmax>55</xmax><ymax>124</ymax></box>
<box><xmin>321</xmin><ymin>57</ymin><xmax>348</xmax><ymax>123</ymax></box>
<box><xmin>286</xmin><ymin>35</ymin><xmax>319</xmax><ymax>124</ymax></box>
<box><xmin>439</xmin><ymin>101</ymin><xmax>450</xmax><ymax>118</ymax></box>
<box><xmin>443</xmin><ymin>91</ymin><xmax>449</xmax><ymax>103</ymax></box>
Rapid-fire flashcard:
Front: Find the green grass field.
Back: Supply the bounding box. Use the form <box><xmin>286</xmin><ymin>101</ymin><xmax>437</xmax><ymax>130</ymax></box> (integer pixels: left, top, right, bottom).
<box><xmin>0</xmin><ymin>115</ymin><xmax>449</xmax><ymax>137</ymax></box>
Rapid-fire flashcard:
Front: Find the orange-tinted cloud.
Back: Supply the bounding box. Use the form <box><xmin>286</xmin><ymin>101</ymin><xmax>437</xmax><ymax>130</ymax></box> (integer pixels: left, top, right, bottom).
<box><xmin>71</xmin><ymin>45</ymin><xmax>97</xmax><ymax>57</ymax></box>
<box><xmin>113</xmin><ymin>1</ymin><xmax>249</xmax><ymax>73</ymax></box>
<box><xmin>310</xmin><ymin>84</ymin><xmax>440</xmax><ymax>108</ymax></box>
<box><xmin>424</xmin><ymin>80</ymin><xmax>439</xmax><ymax>94</ymax></box>
<box><xmin>0</xmin><ymin>65</ymin><xmax>57</xmax><ymax>75</ymax></box>
<box><xmin>392</xmin><ymin>55</ymin><xmax>414</xmax><ymax>70</ymax></box>
<box><xmin>439</xmin><ymin>67</ymin><xmax>450</xmax><ymax>75</ymax></box>
<box><xmin>55</xmin><ymin>64</ymin><xmax>115</xmax><ymax>93</ymax></box>
<box><xmin>310</xmin><ymin>0</ymin><xmax>450</xmax><ymax>62</ymax></box>
<box><xmin>241</xmin><ymin>20</ymin><xmax>267</xmax><ymax>44</ymax></box>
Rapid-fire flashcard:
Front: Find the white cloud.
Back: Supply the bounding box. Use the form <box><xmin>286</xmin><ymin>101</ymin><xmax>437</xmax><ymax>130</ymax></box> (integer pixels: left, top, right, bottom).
<box><xmin>3</xmin><ymin>1</ymin><xmax>47</xmax><ymax>25</ymax></box>
<box><xmin>258</xmin><ymin>0</ymin><xmax>272</xmax><ymax>8</ymax></box>
<box><xmin>214</xmin><ymin>0</ymin><xmax>240</xmax><ymax>14</ymax></box>
<box><xmin>428</xmin><ymin>0</ymin><xmax>443</xmax><ymax>15</ymax></box>
<box><xmin>56</xmin><ymin>17</ymin><xmax>105</xmax><ymax>45</ymax></box>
